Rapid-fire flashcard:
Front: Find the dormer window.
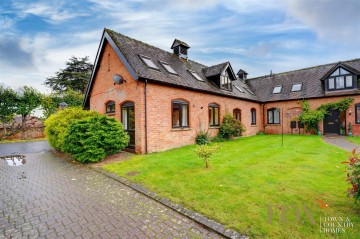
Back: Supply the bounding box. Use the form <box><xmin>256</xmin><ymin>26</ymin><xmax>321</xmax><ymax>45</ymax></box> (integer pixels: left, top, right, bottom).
<box><xmin>272</xmin><ymin>85</ymin><xmax>282</xmax><ymax>94</ymax></box>
<box><xmin>327</xmin><ymin>67</ymin><xmax>354</xmax><ymax>91</ymax></box>
<box><xmin>139</xmin><ymin>55</ymin><xmax>159</xmax><ymax>70</ymax></box>
<box><xmin>160</xmin><ymin>61</ymin><xmax>177</xmax><ymax>75</ymax></box>
<box><xmin>220</xmin><ymin>71</ymin><xmax>232</xmax><ymax>90</ymax></box>
<box><xmin>189</xmin><ymin>70</ymin><xmax>204</xmax><ymax>82</ymax></box>
<box><xmin>291</xmin><ymin>83</ymin><xmax>302</xmax><ymax>92</ymax></box>
<box><xmin>171</xmin><ymin>39</ymin><xmax>190</xmax><ymax>60</ymax></box>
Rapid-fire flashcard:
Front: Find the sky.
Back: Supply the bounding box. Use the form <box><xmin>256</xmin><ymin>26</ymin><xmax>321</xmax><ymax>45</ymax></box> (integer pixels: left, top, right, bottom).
<box><xmin>1</xmin><ymin>0</ymin><xmax>360</xmax><ymax>93</ymax></box>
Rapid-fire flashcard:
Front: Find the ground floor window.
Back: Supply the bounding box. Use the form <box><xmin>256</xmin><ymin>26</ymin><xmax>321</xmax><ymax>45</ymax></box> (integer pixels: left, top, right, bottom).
<box><xmin>233</xmin><ymin>109</ymin><xmax>241</xmax><ymax>121</ymax></box>
<box><xmin>209</xmin><ymin>103</ymin><xmax>220</xmax><ymax>126</ymax></box>
<box><xmin>251</xmin><ymin>108</ymin><xmax>256</xmax><ymax>125</ymax></box>
<box><xmin>356</xmin><ymin>104</ymin><xmax>360</xmax><ymax>124</ymax></box>
<box><xmin>106</xmin><ymin>101</ymin><xmax>115</xmax><ymax>113</ymax></box>
<box><xmin>268</xmin><ymin>108</ymin><xmax>280</xmax><ymax>124</ymax></box>
<box><xmin>172</xmin><ymin>100</ymin><xmax>189</xmax><ymax>128</ymax></box>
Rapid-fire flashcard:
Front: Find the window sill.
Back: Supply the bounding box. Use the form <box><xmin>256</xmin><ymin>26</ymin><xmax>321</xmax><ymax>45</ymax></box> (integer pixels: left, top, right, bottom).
<box><xmin>209</xmin><ymin>126</ymin><xmax>220</xmax><ymax>129</ymax></box>
<box><xmin>266</xmin><ymin>124</ymin><xmax>281</xmax><ymax>126</ymax></box>
<box><xmin>171</xmin><ymin>127</ymin><xmax>191</xmax><ymax>131</ymax></box>
<box><xmin>105</xmin><ymin>113</ymin><xmax>115</xmax><ymax>116</ymax></box>
<box><xmin>251</xmin><ymin>125</ymin><xmax>257</xmax><ymax>127</ymax></box>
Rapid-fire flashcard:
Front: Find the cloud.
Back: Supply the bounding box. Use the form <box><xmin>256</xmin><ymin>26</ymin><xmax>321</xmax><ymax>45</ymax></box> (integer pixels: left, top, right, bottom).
<box><xmin>0</xmin><ymin>35</ymin><xmax>35</xmax><ymax>69</ymax></box>
<box><xmin>284</xmin><ymin>0</ymin><xmax>360</xmax><ymax>42</ymax></box>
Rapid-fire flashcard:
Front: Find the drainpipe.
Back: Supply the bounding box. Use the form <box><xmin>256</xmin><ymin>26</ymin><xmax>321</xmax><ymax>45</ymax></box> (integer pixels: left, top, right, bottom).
<box><xmin>144</xmin><ymin>79</ymin><xmax>148</xmax><ymax>154</ymax></box>
<box><xmin>262</xmin><ymin>103</ymin><xmax>266</xmax><ymax>133</ymax></box>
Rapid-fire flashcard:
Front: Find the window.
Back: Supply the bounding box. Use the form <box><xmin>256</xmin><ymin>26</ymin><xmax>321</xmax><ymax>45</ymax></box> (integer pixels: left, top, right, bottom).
<box><xmin>233</xmin><ymin>109</ymin><xmax>241</xmax><ymax>121</ymax></box>
<box><xmin>251</xmin><ymin>108</ymin><xmax>256</xmax><ymax>125</ymax></box>
<box><xmin>172</xmin><ymin>100</ymin><xmax>189</xmax><ymax>128</ymax></box>
<box><xmin>139</xmin><ymin>55</ymin><xmax>159</xmax><ymax>70</ymax></box>
<box><xmin>189</xmin><ymin>70</ymin><xmax>204</xmax><ymax>82</ymax></box>
<box><xmin>356</xmin><ymin>104</ymin><xmax>360</xmax><ymax>124</ymax></box>
<box><xmin>291</xmin><ymin>83</ymin><xmax>302</xmax><ymax>92</ymax></box>
<box><xmin>267</xmin><ymin>108</ymin><xmax>280</xmax><ymax>124</ymax></box>
<box><xmin>244</xmin><ymin>87</ymin><xmax>255</xmax><ymax>95</ymax></box>
<box><xmin>220</xmin><ymin>71</ymin><xmax>232</xmax><ymax>90</ymax></box>
<box><xmin>209</xmin><ymin>103</ymin><xmax>220</xmax><ymax>127</ymax></box>
<box><xmin>160</xmin><ymin>61</ymin><xmax>177</xmax><ymax>75</ymax></box>
<box><xmin>273</xmin><ymin>85</ymin><xmax>282</xmax><ymax>94</ymax></box>
<box><xmin>327</xmin><ymin>67</ymin><xmax>354</xmax><ymax>91</ymax></box>
<box><xmin>233</xmin><ymin>85</ymin><xmax>244</xmax><ymax>93</ymax></box>
<box><xmin>106</xmin><ymin>101</ymin><xmax>115</xmax><ymax>113</ymax></box>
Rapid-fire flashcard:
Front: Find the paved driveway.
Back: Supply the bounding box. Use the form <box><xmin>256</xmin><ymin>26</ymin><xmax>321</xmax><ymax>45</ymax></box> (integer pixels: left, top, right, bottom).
<box><xmin>0</xmin><ymin>142</ymin><xmax>222</xmax><ymax>239</ymax></box>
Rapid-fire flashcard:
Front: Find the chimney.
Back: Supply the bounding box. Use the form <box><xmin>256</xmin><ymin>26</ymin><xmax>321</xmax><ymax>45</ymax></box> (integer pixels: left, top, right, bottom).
<box><xmin>171</xmin><ymin>39</ymin><xmax>190</xmax><ymax>60</ymax></box>
<box><xmin>237</xmin><ymin>69</ymin><xmax>248</xmax><ymax>81</ymax></box>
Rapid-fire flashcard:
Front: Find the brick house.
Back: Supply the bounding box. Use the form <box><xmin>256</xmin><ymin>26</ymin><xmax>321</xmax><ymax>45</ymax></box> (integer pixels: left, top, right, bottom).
<box><xmin>84</xmin><ymin>29</ymin><xmax>360</xmax><ymax>154</ymax></box>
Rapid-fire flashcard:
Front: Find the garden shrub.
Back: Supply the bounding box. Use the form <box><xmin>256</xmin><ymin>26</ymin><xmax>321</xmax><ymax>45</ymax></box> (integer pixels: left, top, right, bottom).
<box><xmin>342</xmin><ymin>147</ymin><xmax>360</xmax><ymax>203</ymax></box>
<box><xmin>195</xmin><ymin>130</ymin><xmax>211</xmax><ymax>145</ymax></box>
<box><xmin>63</xmin><ymin>115</ymin><xmax>129</xmax><ymax>163</ymax></box>
<box><xmin>219</xmin><ymin>113</ymin><xmax>246</xmax><ymax>139</ymax></box>
<box><xmin>44</xmin><ymin>107</ymin><xmax>100</xmax><ymax>151</ymax></box>
<box><xmin>194</xmin><ymin>144</ymin><xmax>220</xmax><ymax>168</ymax></box>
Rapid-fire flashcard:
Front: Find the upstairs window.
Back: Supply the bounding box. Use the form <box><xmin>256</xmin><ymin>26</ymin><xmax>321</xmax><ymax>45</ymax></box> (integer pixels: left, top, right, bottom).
<box><xmin>160</xmin><ymin>61</ymin><xmax>177</xmax><ymax>75</ymax></box>
<box><xmin>327</xmin><ymin>67</ymin><xmax>354</xmax><ymax>91</ymax></box>
<box><xmin>189</xmin><ymin>70</ymin><xmax>204</xmax><ymax>82</ymax></box>
<box><xmin>139</xmin><ymin>55</ymin><xmax>159</xmax><ymax>70</ymax></box>
<box><xmin>172</xmin><ymin>100</ymin><xmax>189</xmax><ymax>128</ymax></box>
<box><xmin>268</xmin><ymin>108</ymin><xmax>280</xmax><ymax>124</ymax></box>
<box><xmin>233</xmin><ymin>109</ymin><xmax>241</xmax><ymax>121</ymax></box>
<box><xmin>291</xmin><ymin>83</ymin><xmax>302</xmax><ymax>92</ymax></box>
<box><xmin>356</xmin><ymin>104</ymin><xmax>360</xmax><ymax>124</ymax></box>
<box><xmin>272</xmin><ymin>85</ymin><xmax>282</xmax><ymax>94</ymax></box>
<box><xmin>244</xmin><ymin>87</ymin><xmax>255</xmax><ymax>95</ymax></box>
<box><xmin>106</xmin><ymin>101</ymin><xmax>115</xmax><ymax>114</ymax></box>
<box><xmin>220</xmin><ymin>71</ymin><xmax>232</xmax><ymax>90</ymax></box>
<box><xmin>209</xmin><ymin>103</ymin><xmax>220</xmax><ymax>127</ymax></box>
<box><xmin>251</xmin><ymin>108</ymin><xmax>256</xmax><ymax>125</ymax></box>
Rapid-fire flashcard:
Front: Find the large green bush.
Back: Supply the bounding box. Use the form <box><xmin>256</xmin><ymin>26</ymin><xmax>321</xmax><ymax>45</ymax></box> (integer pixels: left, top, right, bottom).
<box><xmin>219</xmin><ymin>113</ymin><xmax>246</xmax><ymax>139</ymax></box>
<box><xmin>63</xmin><ymin>115</ymin><xmax>129</xmax><ymax>163</ymax></box>
<box><xmin>195</xmin><ymin>130</ymin><xmax>211</xmax><ymax>145</ymax></box>
<box><xmin>44</xmin><ymin>107</ymin><xmax>100</xmax><ymax>151</ymax></box>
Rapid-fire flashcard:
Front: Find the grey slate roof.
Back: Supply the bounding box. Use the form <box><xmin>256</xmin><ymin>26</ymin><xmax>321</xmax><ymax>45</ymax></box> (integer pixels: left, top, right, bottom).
<box><xmin>247</xmin><ymin>59</ymin><xmax>360</xmax><ymax>102</ymax></box>
<box><xmin>203</xmin><ymin>62</ymin><xmax>229</xmax><ymax>77</ymax></box>
<box><xmin>105</xmin><ymin>29</ymin><xmax>259</xmax><ymax>101</ymax></box>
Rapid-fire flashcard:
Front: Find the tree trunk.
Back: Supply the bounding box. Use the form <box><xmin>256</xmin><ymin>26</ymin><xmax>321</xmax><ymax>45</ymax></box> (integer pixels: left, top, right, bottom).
<box><xmin>205</xmin><ymin>159</ymin><xmax>211</xmax><ymax>168</ymax></box>
<box><xmin>3</xmin><ymin>123</ymin><xmax>6</xmax><ymax>135</ymax></box>
<box><xmin>22</xmin><ymin>114</ymin><xmax>27</xmax><ymax>139</ymax></box>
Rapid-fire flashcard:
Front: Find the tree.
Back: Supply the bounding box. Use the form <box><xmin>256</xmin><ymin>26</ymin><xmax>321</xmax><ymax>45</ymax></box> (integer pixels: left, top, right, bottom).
<box><xmin>0</xmin><ymin>86</ymin><xmax>17</xmax><ymax>136</ymax></box>
<box><xmin>44</xmin><ymin>56</ymin><xmax>93</xmax><ymax>94</ymax></box>
<box><xmin>15</xmin><ymin>86</ymin><xmax>41</xmax><ymax>136</ymax></box>
<box><xmin>41</xmin><ymin>89</ymin><xmax>84</xmax><ymax>118</ymax></box>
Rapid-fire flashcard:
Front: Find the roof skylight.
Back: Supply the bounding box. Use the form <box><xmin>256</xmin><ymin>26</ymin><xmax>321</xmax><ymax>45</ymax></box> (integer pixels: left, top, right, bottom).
<box><xmin>272</xmin><ymin>85</ymin><xmax>282</xmax><ymax>94</ymax></box>
<box><xmin>189</xmin><ymin>70</ymin><xmax>204</xmax><ymax>82</ymax></box>
<box><xmin>244</xmin><ymin>87</ymin><xmax>254</xmax><ymax>95</ymax></box>
<box><xmin>233</xmin><ymin>85</ymin><xmax>244</xmax><ymax>93</ymax></box>
<box><xmin>291</xmin><ymin>83</ymin><xmax>302</xmax><ymax>92</ymax></box>
<box><xmin>139</xmin><ymin>55</ymin><xmax>159</xmax><ymax>70</ymax></box>
<box><xmin>160</xmin><ymin>62</ymin><xmax>177</xmax><ymax>75</ymax></box>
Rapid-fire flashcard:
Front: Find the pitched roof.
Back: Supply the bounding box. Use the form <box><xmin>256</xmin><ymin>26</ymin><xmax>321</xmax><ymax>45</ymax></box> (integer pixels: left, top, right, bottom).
<box><xmin>203</xmin><ymin>62</ymin><xmax>229</xmax><ymax>77</ymax></box>
<box><xmin>84</xmin><ymin>29</ymin><xmax>259</xmax><ymax>105</ymax></box>
<box><xmin>171</xmin><ymin>39</ymin><xmax>190</xmax><ymax>49</ymax></box>
<box><xmin>247</xmin><ymin>59</ymin><xmax>360</xmax><ymax>102</ymax></box>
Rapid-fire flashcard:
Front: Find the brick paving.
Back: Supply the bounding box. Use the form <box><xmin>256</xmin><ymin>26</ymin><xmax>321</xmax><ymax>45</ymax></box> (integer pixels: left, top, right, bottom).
<box><xmin>322</xmin><ymin>135</ymin><xmax>359</xmax><ymax>151</ymax></box>
<box><xmin>0</xmin><ymin>150</ymin><xmax>224</xmax><ymax>239</ymax></box>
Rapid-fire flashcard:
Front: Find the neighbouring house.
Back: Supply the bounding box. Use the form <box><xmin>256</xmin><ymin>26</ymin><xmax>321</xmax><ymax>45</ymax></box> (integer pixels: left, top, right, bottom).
<box><xmin>84</xmin><ymin>28</ymin><xmax>360</xmax><ymax>154</ymax></box>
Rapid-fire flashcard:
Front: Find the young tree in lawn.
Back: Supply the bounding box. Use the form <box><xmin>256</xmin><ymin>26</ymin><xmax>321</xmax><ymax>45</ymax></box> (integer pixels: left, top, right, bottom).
<box><xmin>44</xmin><ymin>56</ymin><xmax>93</xmax><ymax>94</ymax></box>
<box><xmin>15</xmin><ymin>86</ymin><xmax>41</xmax><ymax>137</ymax></box>
<box><xmin>0</xmin><ymin>86</ymin><xmax>17</xmax><ymax>136</ymax></box>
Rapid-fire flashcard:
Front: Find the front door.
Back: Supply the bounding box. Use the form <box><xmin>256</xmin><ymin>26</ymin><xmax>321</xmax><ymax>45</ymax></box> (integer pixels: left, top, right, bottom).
<box><xmin>121</xmin><ymin>102</ymin><xmax>135</xmax><ymax>148</ymax></box>
<box><xmin>324</xmin><ymin>109</ymin><xmax>340</xmax><ymax>134</ymax></box>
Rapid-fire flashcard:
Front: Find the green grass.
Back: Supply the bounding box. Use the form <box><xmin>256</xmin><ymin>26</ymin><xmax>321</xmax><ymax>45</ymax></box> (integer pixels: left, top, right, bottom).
<box><xmin>347</xmin><ymin>136</ymin><xmax>360</xmax><ymax>145</ymax></box>
<box><xmin>103</xmin><ymin>135</ymin><xmax>360</xmax><ymax>238</ymax></box>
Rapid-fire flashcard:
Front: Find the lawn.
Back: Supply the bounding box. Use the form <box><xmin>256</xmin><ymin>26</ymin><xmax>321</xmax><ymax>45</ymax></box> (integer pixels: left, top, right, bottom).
<box><xmin>103</xmin><ymin>135</ymin><xmax>360</xmax><ymax>238</ymax></box>
<box><xmin>347</xmin><ymin>136</ymin><xmax>360</xmax><ymax>145</ymax></box>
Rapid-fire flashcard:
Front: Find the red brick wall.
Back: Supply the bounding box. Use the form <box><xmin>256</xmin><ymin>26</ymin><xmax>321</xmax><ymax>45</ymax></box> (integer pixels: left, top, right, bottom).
<box><xmin>263</xmin><ymin>95</ymin><xmax>360</xmax><ymax>136</ymax></box>
<box><xmin>145</xmin><ymin>83</ymin><xmax>261</xmax><ymax>152</ymax></box>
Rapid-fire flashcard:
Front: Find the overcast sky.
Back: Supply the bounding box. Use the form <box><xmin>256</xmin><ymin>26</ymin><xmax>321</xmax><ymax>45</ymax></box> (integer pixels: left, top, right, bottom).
<box><xmin>1</xmin><ymin>0</ymin><xmax>359</xmax><ymax>93</ymax></box>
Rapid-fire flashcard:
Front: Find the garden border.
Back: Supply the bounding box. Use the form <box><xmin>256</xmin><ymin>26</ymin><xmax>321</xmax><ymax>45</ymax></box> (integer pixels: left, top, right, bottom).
<box><xmin>92</xmin><ymin>167</ymin><xmax>248</xmax><ymax>239</ymax></box>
